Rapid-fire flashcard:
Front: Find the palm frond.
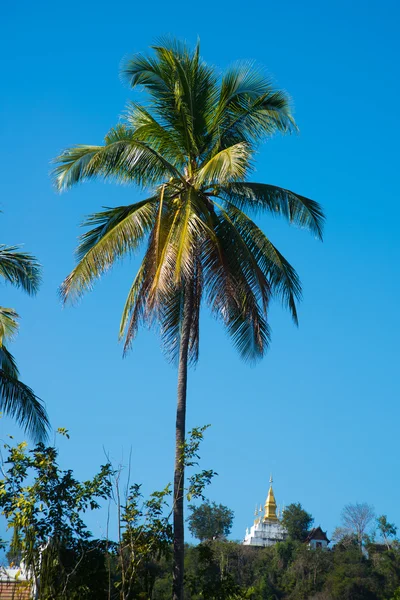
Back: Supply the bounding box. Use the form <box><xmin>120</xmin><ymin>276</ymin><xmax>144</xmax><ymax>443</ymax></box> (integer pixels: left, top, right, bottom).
<box><xmin>0</xmin><ymin>307</ymin><xmax>19</xmax><ymax>344</ymax></box>
<box><xmin>217</xmin><ymin>93</ymin><xmax>297</xmax><ymax>151</ymax></box>
<box><xmin>153</xmin><ymin>44</ymin><xmax>199</xmax><ymax>156</ymax></box>
<box><xmin>196</xmin><ymin>143</ymin><xmax>251</xmax><ymax>186</ymax></box>
<box><xmin>173</xmin><ymin>190</ymin><xmax>197</xmax><ymax>283</ymax></box>
<box><xmin>120</xmin><ymin>222</ymin><xmax>170</xmax><ymax>353</ymax></box>
<box><xmin>0</xmin><ymin>344</ymin><xmax>19</xmax><ymax>378</ymax></box>
<box><xmin>0</xmin><ymin>246</ymin><xmax>41</xmax><ymax>295</ymax></box>
<box><xmin>121</xmin><ymin>51</ymin><xmax>170</xmax><ymax>95</ymax></box>
<box><xmin>125</xmin><ymin>102</ymin><xmax>186</xmax><ymax>166</ymax></box>
<box><xmin>209</xmin><ymin>62</ymin><xmax>296</xmax><ymax>140</ymax></box>
<box><xmin>201</xmin><ymin>211</ymin><xmax>271</xmax><ymax>361</ymax></box>
<box><xmin>159</xmin><ymin>267</ymin><xmax>202</xmax><ymax>366</ymax></box>
<box><xmin>119</xmin><ymin>258</ymin><xmax>152</xmax><ymax>354</ymax></box>
<box><xmin>159</xmin><ymin>284</ymin><xmax>185</xmax><ymax>364</ymax></box>
<box><xmin>52</xmin><ymin>145</ymin><xmax>103</xmax><ymax>191</ymax></box>
<box><xmin>0</xmin><ymin>346</ymin><xmax>49</xmax><ymax>442</ymax></box>
<box><xmin>53</xmin><ymin>126</ymin><xmax>184</xmax><ymax>191</ymax></box>
<box><xmin>122</xmin><ymin>40</ymin><xmax>217</xmax><ymax>159</ymax></box>
<box><xmin>61</xmin><ymin>198</ymin><xmax>158</xmax><ymax>303</ymax></box>
<box><xmin>152</xmin><ymin>189</ymin><xmax>210</xmax><ymax>293</ymax></box>
<box><xmin>218</xmin><ymin>202</ymin><xmax>302</xmax><ymax>324</ymax></box>
<box><xmin>225</xmin><ymin>293</ymin><xmax>271</xmax><ymax>362</ymax></box>
<box><xmin>218</xmin><ymin>61</ymin><xmax>274</xmax><ymax>106</ymax></box>
<box><xmin>213</xmin><ymin>182</ymin><xmax>325</xmax><ymax>240</ymax></box>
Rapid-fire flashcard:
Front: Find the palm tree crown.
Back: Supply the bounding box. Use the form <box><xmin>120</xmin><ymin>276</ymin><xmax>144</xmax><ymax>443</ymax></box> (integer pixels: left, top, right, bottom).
<box><xmin>54</xmin><ymin>40</ymin><xmax>324</xmax><ymax>363</ymax></box>
<box><xmin>0</xmin><ymin>241</ymin><xmax>49</xmax><ymax>441</ymax></box>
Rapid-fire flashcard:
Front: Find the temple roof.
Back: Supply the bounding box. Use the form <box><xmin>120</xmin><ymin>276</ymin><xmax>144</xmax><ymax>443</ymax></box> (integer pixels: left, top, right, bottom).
<box><xmin>305</xmin><ymin>526</ymin><xmax>330</xmax><ymax>544</ymax></box>
<box><xmin>263</xmin><ymin>476</ymin><xmax>278</xmax><ymax>522</ymax></box>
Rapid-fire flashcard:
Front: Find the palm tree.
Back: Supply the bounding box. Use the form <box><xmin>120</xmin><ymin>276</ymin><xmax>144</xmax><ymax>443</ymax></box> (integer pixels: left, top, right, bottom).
<box><xmin>53</xmin><ymin>40</ymin><xmax>324</xmax><ymax>600</ymax></box>
<box><xmin>0</xmin><ymin>240</ymin><xmax>49</xmax><ymax>441</ymax></box>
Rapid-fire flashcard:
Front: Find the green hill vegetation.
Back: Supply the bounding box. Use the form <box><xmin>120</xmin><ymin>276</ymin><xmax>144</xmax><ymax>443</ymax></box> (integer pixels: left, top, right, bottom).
<box><xmin>1</xmin><ymin>435</ymin><xmax>399</xmax><ymax>600</ymax></box>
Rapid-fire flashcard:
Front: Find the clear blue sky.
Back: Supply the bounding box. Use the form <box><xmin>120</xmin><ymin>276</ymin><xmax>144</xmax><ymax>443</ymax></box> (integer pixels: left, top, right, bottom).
<box><xmin>1</xmin><ymin>0</ymin><xmax>399</xmax><ymax>543</ymax></box>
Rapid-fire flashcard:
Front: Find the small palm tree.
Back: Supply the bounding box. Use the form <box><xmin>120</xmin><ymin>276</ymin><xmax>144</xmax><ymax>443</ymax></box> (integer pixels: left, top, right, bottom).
<box><xmin>53</xmin><ymin>40</ymin><xmax>324</xmax><ymax>599</ymax></box>
<box><xmin>0</xmin><ymin>240</ymin><xmax>49</xmax><ymax>441</ymax></box>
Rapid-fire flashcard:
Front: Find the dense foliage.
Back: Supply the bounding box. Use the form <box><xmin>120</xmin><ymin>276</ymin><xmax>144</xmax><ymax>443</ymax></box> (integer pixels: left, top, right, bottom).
<box><xmin>281</xmin><ymin>503</ymin><xmax>314</xmax><ymax>542</ymax></box>
<box><xmin>187</xmin><ymin>501</ymin><xmax>234</xmax><ymax>541</ymax></box>
<box><xmin>1</xmin><ymin>435</ymin><xmax>399</xmax><ymax>600</ymax></box>
<box><xmin>0</xmin><ymin>428</ymin><xmax>216</xmax><ymax>599</ymax></box>
<box><xmin>154</xmin><ymin>538</ymin><xmax>400</xmax><ymax>600</ymax></box>
<box><xmin>0</xmin><ymin>433</ymin><xmax>112</xmax><ymax>599</ymax></box>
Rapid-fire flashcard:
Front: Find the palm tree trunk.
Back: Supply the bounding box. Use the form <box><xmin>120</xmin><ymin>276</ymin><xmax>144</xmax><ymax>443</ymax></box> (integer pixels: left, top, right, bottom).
<box><xmin>172</xmin><ymin>289</ymin><xmax>193</xmax><ymax>600</ymax></box>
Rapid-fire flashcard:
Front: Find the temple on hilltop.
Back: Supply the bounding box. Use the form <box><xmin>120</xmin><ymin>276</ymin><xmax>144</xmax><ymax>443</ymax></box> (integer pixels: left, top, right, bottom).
<box><xmin>243</xmin><ymin>476</ymin><xmax>287</xmax><ymax>547</ymax></box>
<box><xmin>305</xmin><ymin>527</ymin><xmax>330</xmax><ymax>549</ymax></box>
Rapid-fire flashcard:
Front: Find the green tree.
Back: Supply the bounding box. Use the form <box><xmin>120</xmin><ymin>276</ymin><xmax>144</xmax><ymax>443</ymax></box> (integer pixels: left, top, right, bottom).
<box><xmin>281</xmin><ymin>502</ymin><xmax>314</xmax><ymax>542</ymax></box>
<box><xmin>186</xmin><ymin>541</ymin><xmax>257</xmax><ymax>600</ymax></box>
<box><xmin>325</xmin><ymin>544</ymin><xmax>379</xmax><ymax>600</ymax></box>
<box><xmin>368</xmin><ymin>542</ymin><xmax>400</xmax><ymax>599</ymax></box>
<box><xmin>0</xmin><ymin>435</ymin><xmax>112</xmax><ymax>599</ymax></box>
<box><xmin>377</xmin><ymin>515</ymin><xmax>397</xmax><ymax>549</ymax></box>
<box><xmin>188</xmin><ymin>501</ymin><xmax>234</xmax><ymax>542</ymax></box>
<box><xmin>281</xmin><ymin>543</ymin><xmax>333</xmax><ymax>600</ymax></box>
<box><xmin>53</xmin><ymin>40</ymin><xmax>324</xmax><ymax>599</ymax></box>
<box><xmin>0</xmin><ymin>237</ymin><xmax>49</xmax><ymax>440</ymax></box>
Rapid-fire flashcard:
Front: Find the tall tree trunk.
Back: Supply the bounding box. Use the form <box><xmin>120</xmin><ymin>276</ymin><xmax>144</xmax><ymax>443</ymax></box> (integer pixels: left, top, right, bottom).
<box><xmin>172</xmin><ymin>289</ymin><xmax>193</xmax><ymax>600</ymax></box>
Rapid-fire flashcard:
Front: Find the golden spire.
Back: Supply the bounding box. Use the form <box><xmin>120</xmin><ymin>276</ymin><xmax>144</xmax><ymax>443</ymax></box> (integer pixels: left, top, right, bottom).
<box><xmin>263</xmin><ymin>474</ymin><xmax>278</xmax><ymax>522</ymax></box>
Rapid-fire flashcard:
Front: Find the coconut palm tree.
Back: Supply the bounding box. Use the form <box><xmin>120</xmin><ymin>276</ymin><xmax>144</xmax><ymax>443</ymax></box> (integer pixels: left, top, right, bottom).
<box><xmin>0</xmin><ymin>241</ymin><xmax>49</xmax><ymax>441</ymax></box>
<box><xmin>53</xmin><ymin>40</ymin><xmax>324</xmax><ymax>599</ymax></box>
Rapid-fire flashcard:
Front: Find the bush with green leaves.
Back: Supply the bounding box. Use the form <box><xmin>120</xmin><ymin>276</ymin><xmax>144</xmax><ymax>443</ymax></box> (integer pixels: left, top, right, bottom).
<box><xmin>0</xmin><ymin>434</ymin><xmax>112</xmax><ymax>599</ymax></box>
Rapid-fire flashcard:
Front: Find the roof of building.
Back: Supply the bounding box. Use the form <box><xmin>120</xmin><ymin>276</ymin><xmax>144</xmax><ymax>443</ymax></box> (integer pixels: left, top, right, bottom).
<box><xmin>263</xmin><ymin>475</ymin><xmax>279</xmax><ymax>523</ymax></box>
<box><xmin>0</xmin><ymin>581</ymin><xmax>31</xmax><ymax>599</ymax></box>
<box><xmin>305</xmin><ymin>526</ymin><xmax>330</xmax><ymax>544</ymax></box>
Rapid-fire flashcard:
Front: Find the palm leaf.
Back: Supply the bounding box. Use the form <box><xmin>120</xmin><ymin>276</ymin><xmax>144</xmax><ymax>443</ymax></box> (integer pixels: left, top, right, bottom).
<box><xmin>213</xmin><ymin>182</ymin><xmax>325</xmax><ymax>240</ymax></box>
<box><xmin>210</xmin><ymin>62</ymin><xmax>295</xmax><ymax>138</ymax></box>
<box><xmin>120</xmin><ymin>220</ymin><xmax>169</xmax><ymax>352</ymax></box>
<box><xmin>0</xmin><ymin>346</ymin><xmax>49</xmax><ymax>442</ymax></box>
<box><xmin>159</xmin><ymin>267</ymin><xmax>202</xmax><ymax>366</ymax></box>
<box><xmin>196</xmin><ymin>143</ymin><xmax>251</xmax><ymax>186</ymax></box>
<box><xmin>53</xmin><ymin>126</ymin><xmax>184</xmax><ymax>191</ymax></box>
<box><xmin>0</xmin><ymin>344</ymin><xmax>19</xmax><ymax>377</ymax></box>
<box><xmin>216</xmin><ymin>92</ymin><xmax>297</xmax><ymax>150</ymax></box>
<box><xmin>120</xmin><ymin>259</ymin><xmax>153</xmax><ymax>354</ymax></box>
<box><xmin>219</xmin><ymin>203</ymin><xmax>302</xmax><ymax>324</ymax></box>
<box><xmin>61</xmin><ymin>198</ymin><xmax>158</xmax><ymax>303</ymax></box>
<box><xmin>0</xmin><ymin>307</ymin><xmax>19</xmax><ymax>344</ymax></box>
<box><xmin>119</xmin><ymin>261</ymin><xmax>147</xmax><ymax>344</ymax></box>
<box><xmin>125</xmin><ymin>102</ymin><xmax>186</xmax><ymax>166</ymax></box>
<box><xmin>121</xmin><ymin>52</ymin><xmax>171</xmax><ymax>95</ymax></box>
<box><xmin>122</xmin><ymin>40</ymin><xmax>217</xmax><ymax>159</ymax></box>
<box><xmin>0</xmin><ymin>245</ymin><xmax>41</xmax><ymax>295</ymax></box>
<box><xmin>201</xmin><ymin>211</ymin><xmax>271</xmax><ymax>360</ymax></box>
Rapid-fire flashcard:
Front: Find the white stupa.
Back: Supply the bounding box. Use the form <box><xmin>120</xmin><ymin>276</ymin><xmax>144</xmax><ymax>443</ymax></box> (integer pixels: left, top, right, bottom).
<box><xmin>243</xmin><ymin>476</ymin><xmax>287</xmax><ymax>547</ymax></box>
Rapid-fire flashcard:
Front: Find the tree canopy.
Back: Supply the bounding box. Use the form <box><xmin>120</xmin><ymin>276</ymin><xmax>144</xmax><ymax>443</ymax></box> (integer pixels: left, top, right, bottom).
<box><xmin>281</xmin><ymin>502</ymin><xmax>314</xmax><ymax>542</ymax></box>
<box><xmin>188</xmin><ymin>501</ymin><xmax>234</xmax><ymax>542</ymax></box>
